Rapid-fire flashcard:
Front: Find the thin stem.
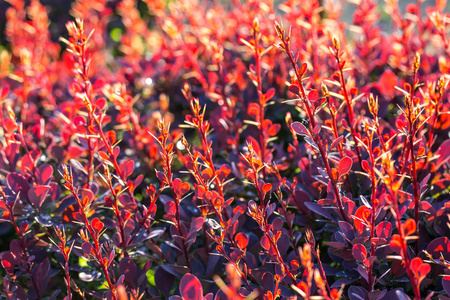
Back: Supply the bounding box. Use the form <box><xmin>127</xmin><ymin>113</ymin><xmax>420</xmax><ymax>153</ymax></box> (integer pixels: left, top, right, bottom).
<box><xmin>7</xmin><ymin>206</ymin><xmax>41</xmax><ymax>300</ymax></box>
<box><xmin>63</xmin><ymin>176</ymin><xmax>116</xmax><ymax>299</ymax></box>
<box><xmin>253</xmin><ymin>22</ymin><xmax>267</xmax><ymax>181</ymax></box>
<box><xmin>276</xmin><ymin>27</ymin><xmax>349</xmax><ymax>222</ymax></box>
<box><xmin>333</xmin><ymin>47</ymin><xmax>363</xmax><ymax>167</ymax></box>
<box><xmin>105</xmin><ymin>175</ymin><xmax>129</xmax><ymax>257</ymax></box>
<box><xmin>407</xmin><ymin>61</ymin><xmax>421</xmax><ymax>254</ymax></box>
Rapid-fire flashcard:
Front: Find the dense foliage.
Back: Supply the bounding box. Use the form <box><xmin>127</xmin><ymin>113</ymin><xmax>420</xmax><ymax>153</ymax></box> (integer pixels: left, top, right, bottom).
<box><xmin>0</xmin><ymin>0</ymin><xmax>449</xmax><ymax>299</ymax></box>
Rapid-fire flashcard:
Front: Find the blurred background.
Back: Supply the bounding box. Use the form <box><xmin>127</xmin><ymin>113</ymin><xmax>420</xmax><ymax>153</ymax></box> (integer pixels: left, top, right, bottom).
<box><xmin>1</xmin><ymin>0</ymin><xmax>449</xmax><ymax>53</ymax></box>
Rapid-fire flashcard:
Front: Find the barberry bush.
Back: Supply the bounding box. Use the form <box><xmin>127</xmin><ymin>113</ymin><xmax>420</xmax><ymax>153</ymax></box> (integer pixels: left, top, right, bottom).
<box><xmin>0</xmin><ymin>0</ymin><xmax>449</xmax><ymax>299</ymax></box>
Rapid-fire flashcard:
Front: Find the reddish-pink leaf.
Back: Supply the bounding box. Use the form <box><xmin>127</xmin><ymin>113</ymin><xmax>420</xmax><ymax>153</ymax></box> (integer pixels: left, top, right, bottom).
<box><xmin>247</xmin><ymin>103</ymin><xmax>260</xmax><ymax>119</ymax></box>
<box><xmin>299</xmin><ymin>62</ymin><xmax>307</xmax><ymax>75</ymax></box>
<box><xmin>330</xmin><ymin>136</ymin><xmax>343</xmax><ymax>150</ymax></box>
<box><xmin>376</xmin><ymin>221</ymin><xmax>392</xmax><ymax>239</ymax></box>
<box><xmin>354</xmin><ymin>206</ymin><xmax>370</xmax><ymax>235</ymax></box>
<box><xmin>95</xmin><ymin>97</ymin><xmax>106</xmax><ymax>110</ymax></box>
<box><xmin>172</xmin><ymin>178</ymin><xmax>190</xmax><ymax>198</ymax></box>
<box><xmin>308</xmin><ymin>90</ymin><xmax>319</xmax><ymax>102</ymax></box>
<box><xmin>235</xmin><ymin>232</ymin><xmax>249</xmax><ymax>249</ymax></box>
<box><xmin>120</xmin><ymin>160</ymin><xmax>134</xmax><ymax>179</ymax></box>
<box><xmin>264</xmin><ymin>88</ymin><xmax>275</xmax><ymax>101</ymax></box>
<box><xmin>380</xmin><ymin>69</ymin><xmax>397</xmax><ymax>96</ymax></box>
<box><xmin>361</xmin><ymin>160</ymin><xmax>370</xmax><ymax>173</ymax></box>
<box><xmin>411</xmin><ymin>257</ymin><xmax>430</xmax><ymax>286</ymax></box>
<box><xmin>261</xmin><ymin>235</ymin><xmax>271</xmax><ymax>250</ymax></box>
<box><xmin>91</xmin><ymin>218</ymin><xmax>104</xmax><ymax>236</ymax></box>
<box><xmin>180</xmin><ymin>273</ymin><xmax>203</xmax><ymax>300</ymax></box>
<box><xmin>338</xmin><ymin>156</ymin><xmax>352</xmax><ymax>178</ymax></box>
<box><xmin>1</xmin><ymin>86</ymin><xmax>9</xmax><ymax>99</ymax></box>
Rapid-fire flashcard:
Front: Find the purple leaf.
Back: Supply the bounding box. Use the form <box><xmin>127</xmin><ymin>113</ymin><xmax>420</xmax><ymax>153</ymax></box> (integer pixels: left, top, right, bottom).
<box><xmin>119</xmin><ymin>258</ymin><xmax>137</xmax><ymax>285</ymax></box>
<box><xmin>304</xmin><ymin>202</ymin><xmax>333</xmax><ymax>220</ymax></box>
<box><xmin>352</xmin><ymin>244</ymin><xmax>367</xmax><ymax>261</ymax></box>
<box><xmin>443</xmin><ymin>276</ymin><xmax>450</xmax><ymax>296</ymax></box>
<box><xmin>7</xmin><ymin>173</ymin><xmax>30</xmax><ymax>201</ymax></box>
<box><xmin>288</xmin><ymin>84</ymin><xmax>300</xmax><ymax>95</ymax></box>
<box><xmin>28</xmin><ymin>185</ymin><xmax>51</xmax><ymax>208</ymax></box>
<box><xmin>1</xmin><ymin>252</ymin><xmax>15</xmax><ymax>274</ymax></box>
<box><xmin>292</xmin><ymin>122</ymin><xmax>308</xmax><ymax>136</ymax></box>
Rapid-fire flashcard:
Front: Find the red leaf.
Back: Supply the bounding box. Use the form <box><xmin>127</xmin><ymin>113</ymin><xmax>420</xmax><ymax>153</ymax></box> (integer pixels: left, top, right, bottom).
<box><xmin>217</xmin><ymin>165</ymin><xmax>231</xmax><ymax>181</ymax></box>
<box><xmin>172</xmin><ymin>178</ymin><xmax>190</xmax><ymax>197</ymax></box>
<box><xmin>247</xmin><ymin>103</ymin><xmax>260</xmax><ymax>119</ymax></box>
<box><xmin>361</xmin><ymin>160</ymin><xmax>370</xmax><ymax>173</ymax></box>
<box><xmin>262</xmin><ymin>183</ymin><xmax>272</xmax><ymax>195</ymax></box>
<box><xmin>261</xmin><ymin>235</ymin><xmax>271</xmax><ymax>250</ymax></box>
<box><xmin>299</xmin><ymin>62</ymin><xmax>307</xmax><ymax>75</ymax></box>
<box><xmin>147</xmin><ymin>184</ymin><xmax>156</xmax><ymax>198</ymax></box>
<box><xmin>180</xmin><ymin>273</ymin><xmax>203</xmax><ymax>300</ymax></box>
<box><xmin>338</xmin><ymin>156</ymin><xmax>352</xmax><ymax>178</ymax></box>
<box><xmin>95</xmin><ymin>97</ymin><xmax>106</xmax><ymax>110</ymax></box>
<box><xmin>235</xmin><ymin>232</ymin><xmax>249</xmax><ymax>249</ymax></box>
<box><xmin>353</xmin><ymin>206</ymin><xmax>370</xmax><ymax>235</ymax></box>
<box><xmin>389</xmin><ymin>234</ymin><xmax>403</xmax><ymax>254</ymax></box>
<box><xmin>180</xmin><ymin>183</ymin><xmax>190</xmax><ymax>197</ymax></box>
<box><xmin>402</xmin><ymin>219</ymin><xmax>416</xmax><ymax>237</ymax></box>
<box><xmin>330</xmin><ymin>136</ymin><xmax>343</xmax><ymax>150</ymax></box>
<box><xmin>1</xmin><ymin>86</ymin><xmax>9</xmax><ymax>99</ymax></box>
<box><xmin>91</xmin><ymin>218</ymin><xmax>104</xmax><ymax>236</ymax></box>
<box><xmin>411</xmin><ymin>257</ymin><xmax>430</xmax><ymax>286</ymax></box>
<box><xmin>99</xmin><ymin>151</ymin><xmax>109</xmax><ymax>160</ymax></box>
<box><xmin>308</xmin><ymin>90</ymin><xmax>319</xmax><ymax>102</ymax></box>
<box><xmin>264</xmin><ymin>88</ymin><xmax>275</xmax><ymax>101</ymax></box>
<box><xmin>201</xmin><ymin>168</ymin><xmax>213</xmax><ymax>182</ymax></box>
<box><xmin>376</xmin><ymin>221</ymin><xmax>392</xmax><ymax>239</ymax></box>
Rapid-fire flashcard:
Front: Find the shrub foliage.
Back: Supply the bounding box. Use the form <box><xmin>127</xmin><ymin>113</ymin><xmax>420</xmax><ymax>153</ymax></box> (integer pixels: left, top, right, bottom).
<box><xmin>0</xmin><ymin>0</ymin><xmax>449</xmax><ymax>299</ymax></box>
